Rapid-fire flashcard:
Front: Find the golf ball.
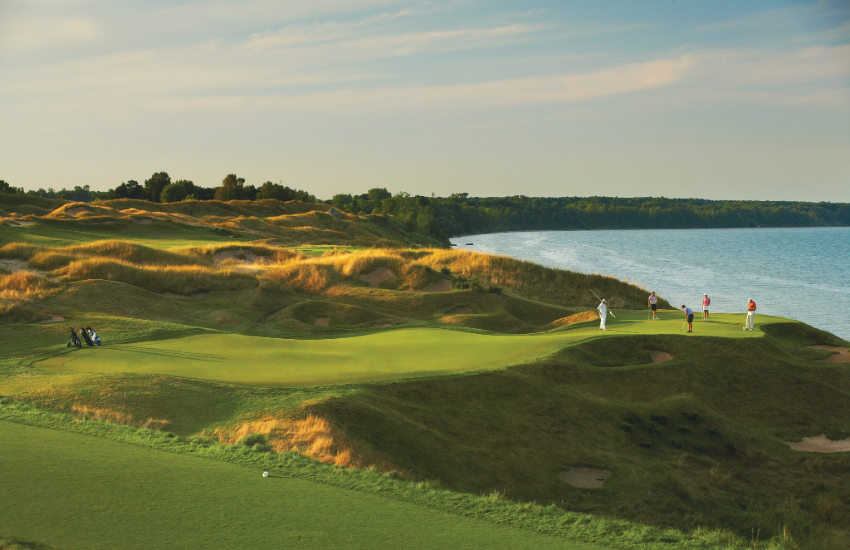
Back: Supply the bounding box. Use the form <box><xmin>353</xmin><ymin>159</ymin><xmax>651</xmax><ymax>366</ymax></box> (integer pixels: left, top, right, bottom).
<box><xmin>262</xmin><ymin>471</ymin><xmax>269</xmax><ymax>478</ymax></box>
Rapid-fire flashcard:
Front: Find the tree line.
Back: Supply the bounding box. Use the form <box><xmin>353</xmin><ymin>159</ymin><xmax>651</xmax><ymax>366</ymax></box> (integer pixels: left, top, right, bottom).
<box><xmin>3</xmin><ymin>176</ymin><xmax>848</xmax><ymax>239</ymax></box>
<box><xmin>0</xmin><ymin>173</ymin><xmax>316</xmax><ymax>204</ymax></box>
<box><xmin>329</xmin><ymin>191</ymin><xmax>850</xmax><ymax>240</ymax></box>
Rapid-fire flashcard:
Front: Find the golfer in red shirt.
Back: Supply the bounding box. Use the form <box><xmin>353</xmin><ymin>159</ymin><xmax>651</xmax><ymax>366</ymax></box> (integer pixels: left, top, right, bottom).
<box><xmin>745</xmin><ymin>299</ymin><xmax>757</xmax><ymax>330</ymax></box>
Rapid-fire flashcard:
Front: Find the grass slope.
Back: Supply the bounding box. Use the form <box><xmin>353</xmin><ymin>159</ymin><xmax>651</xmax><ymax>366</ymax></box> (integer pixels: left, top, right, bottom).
<box><xmin>311</xmin><ymin>323</ymin><xmax>850</xmax><ymax>549</ymax></box>
<box><xmin>0</xmin><ymin>421</ymin><xmax>602</xmax><ymax>550</ymax></box>
<box><xmin>33</xmin><ymin>314</ymin><xmax>775</xmax><ymax>385</ymax></box>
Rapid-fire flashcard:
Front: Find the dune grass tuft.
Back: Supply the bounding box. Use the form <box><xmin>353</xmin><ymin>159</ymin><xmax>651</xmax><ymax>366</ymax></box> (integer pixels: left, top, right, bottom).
<box><xmin>60</xmin><ymin>258</ymin><xmax>257</xmax><ymax>295</ymax></box>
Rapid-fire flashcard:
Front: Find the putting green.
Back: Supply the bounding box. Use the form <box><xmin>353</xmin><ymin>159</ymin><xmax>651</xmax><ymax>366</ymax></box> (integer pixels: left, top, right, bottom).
<box><xmin>0</xmin><ymin>421</ymin><xmax>604</xmax><ymax>550</ymax></box>
<box><xmin>34</xmin><ymin>314</ymin><xmax>774</xmax><ymax>385</ymax></box>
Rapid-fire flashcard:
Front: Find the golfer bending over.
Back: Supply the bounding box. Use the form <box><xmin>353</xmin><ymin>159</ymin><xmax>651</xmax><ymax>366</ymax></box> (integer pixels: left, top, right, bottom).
<box><xmin>598</xmin><ymin>299</ymin><xmax>608</xmax><ymax>331</ymax></box>
<box><xmin>702</xmin><ymin>294</ymin><xmax>710</xmax><ymax>321</ymax></box>
<box><xmin>745</xmin><ymin>298</ymin><xmax>757</xmax><ymax>330</ymax></box>
<box><xmin>681</xmin><ymin>305</ymin><xmax>694</xmax><ymax>333</ymax></box>
<box><xmin>648</xmin><ymin>292</ymin><xmax>659</xmax><ymax>320</ymax></box>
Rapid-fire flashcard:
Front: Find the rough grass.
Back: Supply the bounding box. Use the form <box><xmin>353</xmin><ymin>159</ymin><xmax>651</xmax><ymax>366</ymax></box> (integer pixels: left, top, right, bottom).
<box><xmin>310</xmin><ymin>328</ymin><xmax>849</xmax><ymax>548</ymax></box>
<box><xmin>208</xmin><ymin>414</ymin><xmax>399</xmax><ymax>471</ymax></box>
<box><xmin>0</xmin><ymin>405</ymin><xmax>794</xmax><ymax>550</ymax></box>
<box><xmin>59</xmin><ymin>258</ymin><xmax>257</xmax><ymax>295</ymax></box>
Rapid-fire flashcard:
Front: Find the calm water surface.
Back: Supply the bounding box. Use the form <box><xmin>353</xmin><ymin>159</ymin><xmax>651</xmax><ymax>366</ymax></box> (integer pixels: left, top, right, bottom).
<box><xmin>451</xmin><ymin>227</ymin><xmax>850</xmax><ymax>341</ymax></box>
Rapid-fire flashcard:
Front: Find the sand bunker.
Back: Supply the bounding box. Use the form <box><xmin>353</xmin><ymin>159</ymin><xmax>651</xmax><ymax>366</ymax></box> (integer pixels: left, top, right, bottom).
<box><xmin>6</xmin><ymin>220</ymin><xmax>35</xmax><ymax>227</ymax></box>
<box><xmin>559</xmin><ymin>468</ymin><xmax>611</xmax><ymax>488</ymax></box>
<box><xmin>66</xmin><ymin>207</ymin><xmax>88</xmax><ymax>216</ymax></box>
<box><xmin>0</xmin><ymin>259</ymin><xmax>29</xmax><ymax>274</ymax></box>
<box><xmin>38</xmin><ymin>314</ymin><xmax>65</xmax><ymax>323</ymax></box>
<box><xmin>785</xmin><ymin>435</ymin><xmax>850</xmax><ymax>453</ymax></box>
<box><xmin>215</xmin><ymin>249</ymin><xmax>259</xmax><ymax>264</ymax></box>
<box><xmin>416</xmin><ymin>279</ymin><xmax>452</xmax><ymax>293</ymax></box>
<box><xmin>447</xmin><ymin>306</ymin><xmax>474</xmax><ymax>315</ymax></box>
<box><xmin>648</xmin><ymin>350</ymin><xmax>674</xmax><ymax>363</ymax></box>
<box><xmin>809</xmin><ymin>345</ymin><xmax>850</xmax><ymax>363</ymax></box>
<box><xmin>359</xmin><ymin>267</ymin><xmax>396</xmax><ymax>287</ymax></box>
<box><xmin>314</xmin><ymin>316</ymin><xmax>330</xmax><ymax>326</ymax></box>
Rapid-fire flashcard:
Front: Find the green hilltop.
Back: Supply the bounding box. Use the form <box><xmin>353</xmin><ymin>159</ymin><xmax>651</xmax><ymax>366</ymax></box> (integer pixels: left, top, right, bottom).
<box><xmin>0</xmin><ymin>197</ymin><xmax>848</xmax><ymax>550</ymax></box>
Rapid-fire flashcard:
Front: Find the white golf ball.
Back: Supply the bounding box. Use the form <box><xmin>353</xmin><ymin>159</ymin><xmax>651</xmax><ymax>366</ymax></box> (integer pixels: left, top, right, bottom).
<box><xmin>262</xmin><ymin>471</ymin><xmax>269</xmax><ymax>477</ymax></box>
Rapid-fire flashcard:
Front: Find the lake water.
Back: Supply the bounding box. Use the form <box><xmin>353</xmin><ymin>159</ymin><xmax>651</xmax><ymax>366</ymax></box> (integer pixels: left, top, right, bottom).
<box><xmin>450</xmin><ymin>227</ymin><xmax>850</xmax><ymax>341</ymax></box>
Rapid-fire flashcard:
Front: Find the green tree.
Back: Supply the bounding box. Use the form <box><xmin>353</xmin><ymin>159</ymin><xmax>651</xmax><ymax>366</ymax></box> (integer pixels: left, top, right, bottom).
<box><xmin>367</xmin><ymin>188</ymin><xmax>392</xmax><ymax>204</ymax></box>
<box><xmin>0</xmin><ymin>180</ymin><xmax>23</xmax><ymax>194</ymax></box>
<box><xmin>114</xmin><ymin>180</ymin><xmax>147</xmax><ymax>200</ymax></box>
<box><xmin>160</xmin><ymin>180</ymin><xmax>194</xmax><ymax>203</ymax></box>
<box><xmin>144</xmin><ymin>172</ymin><xmax>171</xmax><ymax>203</ymax></box>
<box><xmin>214</xmin><ymin>174</ymin><xmax>245</xmax><ymax>201</ymax></box>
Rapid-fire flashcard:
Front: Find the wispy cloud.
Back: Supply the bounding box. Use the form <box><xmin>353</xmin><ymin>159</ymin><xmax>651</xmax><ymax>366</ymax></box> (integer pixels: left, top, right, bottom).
<box><xmin>0</xmin><ymin>16</ymin><xmax>102</xmax><ymax>51</ymax></box>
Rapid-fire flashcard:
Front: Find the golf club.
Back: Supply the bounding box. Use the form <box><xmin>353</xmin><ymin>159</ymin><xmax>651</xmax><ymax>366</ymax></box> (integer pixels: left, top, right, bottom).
<box><xmin>680</xmin><ymin>321</ymin><xmax>687</xmax><ymax>331</ymax></box>
<box><xmin>590</xmin><ymin>289</ymin><xmax>616</xmax><ymax>317</ymax></box>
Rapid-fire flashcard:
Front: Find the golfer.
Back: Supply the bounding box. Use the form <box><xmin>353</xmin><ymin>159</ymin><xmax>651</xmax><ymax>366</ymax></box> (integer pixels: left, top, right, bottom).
<box><xmin>702</xmin><ymin>294</ymin><xmax>710</xmax><ymax>321</ymax></box>
<box><xmin>597</xmin><ymin>299</ymin><xmax>608</xmax><ymax>330</ymax></box>
<box><xmin>681</xmin><ymin>305</ymin><xmax>694</xmax><ymax>333</ymax></box>
<box><xmin>648</xmin><ymin>292</ymin><xmax>659</xmax><ymax>320</ymax></box>
<box><xmin>745</xmin><ymin>298</ymin><xmax>757</xmax><ymax>330</ymax></box>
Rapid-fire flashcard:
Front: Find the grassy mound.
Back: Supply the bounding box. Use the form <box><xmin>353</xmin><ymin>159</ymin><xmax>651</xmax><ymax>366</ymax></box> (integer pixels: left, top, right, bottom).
<box><xmin>309</xmin><ymin>327</ymin><xmax>849</xmax><ymax>548</ymax></box>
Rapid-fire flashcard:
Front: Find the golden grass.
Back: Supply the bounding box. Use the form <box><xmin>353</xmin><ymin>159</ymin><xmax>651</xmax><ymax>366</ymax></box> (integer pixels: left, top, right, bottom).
<box><xmin>0</xmin><ymin>272</ymin><xmax>55</xmax><ymax>304</ymax></box>
<box><xmin>70</xmin><ymin>404</ymin><xmax>169</xmax><ymax>431</ymax></box>
<box><xmin>208</xmin><ymin>414</ymin><xmax>399</xmax><ymax>471</ymax></box>
<box><xmin>60</xmin><ymin>258</ymin><xmax>257</xmax><ymax>295</ymax></box>
<box><xmin>264</xmin><ymin>262</ymin><xmax>334</xmax><ymax>292</ymax></box>
<box><xmin>0</xmin><ymin>242</ymin><xmax>39</xmax><ymax>260</ymax></box>
<box><xmin>547</xmin><ymin>310</ymin><xmax>599</xmax><ymax>329</ymax></box>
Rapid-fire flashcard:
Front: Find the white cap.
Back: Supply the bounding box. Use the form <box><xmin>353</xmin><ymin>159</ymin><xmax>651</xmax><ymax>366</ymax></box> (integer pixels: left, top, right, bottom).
<box><xmin>601</xmin><ymin>299</ymin><xmax>606</xmax><ymax>302</ymax></box>
<box><xmin>704</xmin><ymin>293</ymin><xmax>707</xmax><ymax>295</ymax></box>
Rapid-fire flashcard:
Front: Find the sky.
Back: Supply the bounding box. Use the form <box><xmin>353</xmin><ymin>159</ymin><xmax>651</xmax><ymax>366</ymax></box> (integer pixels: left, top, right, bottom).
<box><xmin>0</xmin><ymin>1</ymin><xmax>848</xmax><ymax>201</ymax></box>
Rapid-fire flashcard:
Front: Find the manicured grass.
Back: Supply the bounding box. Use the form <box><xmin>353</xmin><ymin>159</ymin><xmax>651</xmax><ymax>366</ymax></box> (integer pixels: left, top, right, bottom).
<box><xmin>0</xmin><ymin>421</ymin><xmax>603</xmax><ymax>550</ymax></box>
<box><xmin>33</xmin><ymin>315</ymin><xmax>776</xmax><ymax>385</ymax></box>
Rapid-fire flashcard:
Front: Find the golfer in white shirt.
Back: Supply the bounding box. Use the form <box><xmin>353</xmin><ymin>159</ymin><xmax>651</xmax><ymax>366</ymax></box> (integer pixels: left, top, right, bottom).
<box><xmin>598</xmin><ymin>299</ymin><xmax>608</xmax><ymax>330</ymax></box>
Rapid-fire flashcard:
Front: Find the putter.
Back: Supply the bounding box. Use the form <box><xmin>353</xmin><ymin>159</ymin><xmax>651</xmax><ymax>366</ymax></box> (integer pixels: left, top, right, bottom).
<box><xmin>680</xmin><ymin>321</ymin><xmax>686</xmax><ymax>331</ymax></box>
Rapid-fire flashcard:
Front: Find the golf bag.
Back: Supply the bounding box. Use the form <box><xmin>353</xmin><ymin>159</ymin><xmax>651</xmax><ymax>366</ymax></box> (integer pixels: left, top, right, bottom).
<box><xmin>79</xmin><ymin>327</ymin><xmax>94</xmax><ymax>347</ymax></box>
<box><xmin>88</xmin><ymin>328</ymin><xmax>101</xmax><ymax>346</ymax></box>
<box><xmin>67</xmin><ymin>328</ymin><xmax>82</xmax><ymax>348</ymax></box>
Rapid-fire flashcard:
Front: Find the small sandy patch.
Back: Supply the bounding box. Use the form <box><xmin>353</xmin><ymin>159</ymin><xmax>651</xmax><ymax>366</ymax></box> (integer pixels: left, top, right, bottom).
<box><xmin>0</xmin><ymin>259</ymin><xmax>30</xmax><ymax>273</ymax></box>
<box><xmin>359</xmin><ymin>267</ymin><xmax>396</xmax><ymax>287</ymax></box>
<box><xmin>447</xmin><ymin>306</ymin><xmax>474</xmax><ymax>315</ymax></box>
<box><xmin>417</xmin><ymin>279</ymin><xmax>452</xmax><ymax>293</ymax></box>
<box><xmin>559</xmin><ymin>468</ymin><xmax>611</xmax><ymax>488</ymax></box>
<box><xmin>809</xmin><ymin>345</ymin><xmax>850</xmax><ymax>363</ymax></box>
<box><xmin>785</xmin><ymin>435</ymin><xmax>850</xmax><ymax>453</ymax></box>
<box><xmin>215</xmin><ymin>249</ymin><xmax>260</xmax><ymax>264</ymax></box>
<box><xmin>314</xmin><ymin>316</ymin><xmax>330</xmax><ymax>326</ymax></box>
<box><xmin>130</xmin><ymin>218</ymin><xmax>152</xmax><ymax>224</ymax></box>
<box><xmin>38</xmin><ymin>314</ymin><xmax>65</xmax><ymax>323</ymax></box>
<box><xmin>648</xmin><ymin>350</ymin><xmax>674</xmax><ymax>363</ymax></box>
<box><xmin>66</xmin><ymin>207</ymin><xmax>88</xmax><ymax>216</ymax></box>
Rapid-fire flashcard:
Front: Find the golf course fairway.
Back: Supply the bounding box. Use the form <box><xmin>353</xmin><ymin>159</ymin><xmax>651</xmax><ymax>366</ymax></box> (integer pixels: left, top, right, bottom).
<box><xmin>0</xmin><ymin>421</ymin><xmax>606</xmax><ymax>550</ymax></box>
<box><xmin>34</xmin><ymin>314</ymin><xmax>773</xmax><ymax>385</ymax></box>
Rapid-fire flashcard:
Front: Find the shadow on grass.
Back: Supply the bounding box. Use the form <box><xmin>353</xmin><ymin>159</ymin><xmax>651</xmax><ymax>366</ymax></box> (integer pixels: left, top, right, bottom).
<box><xmin>115</xmin><ymin>346</ymin><xmax>228</xmax><ymax>362</ymax></box>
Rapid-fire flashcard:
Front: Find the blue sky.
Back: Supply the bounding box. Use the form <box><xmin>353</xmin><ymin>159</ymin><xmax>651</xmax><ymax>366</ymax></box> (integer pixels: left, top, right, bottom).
<box><xmin>1</xmin><ymin>1</ymin><xmax>848</xmax><ymax>200</ymax></box>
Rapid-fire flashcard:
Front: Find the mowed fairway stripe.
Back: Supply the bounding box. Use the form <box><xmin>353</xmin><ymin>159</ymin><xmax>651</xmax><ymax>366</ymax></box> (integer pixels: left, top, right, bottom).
<box><xmin>0</xmin><ymin>422</ymin><xmax>604</xmax><ymax>550</ymax></box>
<box><xmin>35</xmin><ymin>315</ymin><xmax>771</xmax><ymax>385</ymax></box>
